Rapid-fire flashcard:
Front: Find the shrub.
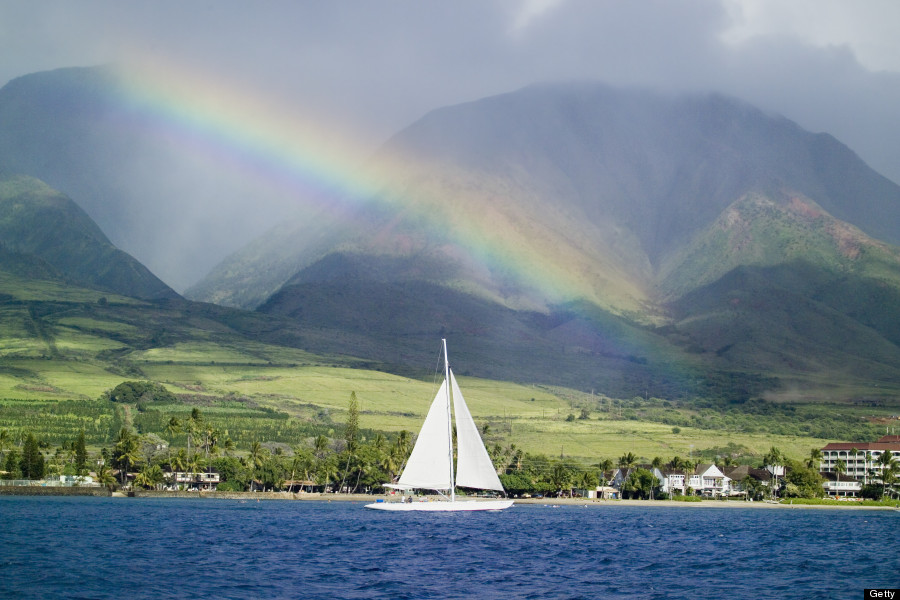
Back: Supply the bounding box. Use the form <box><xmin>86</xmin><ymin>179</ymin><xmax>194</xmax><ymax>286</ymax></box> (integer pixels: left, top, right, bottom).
<box><xmin>108</xmin><ymin>381</ymin><xmax>177</xmax><ymax>404</ymax></box>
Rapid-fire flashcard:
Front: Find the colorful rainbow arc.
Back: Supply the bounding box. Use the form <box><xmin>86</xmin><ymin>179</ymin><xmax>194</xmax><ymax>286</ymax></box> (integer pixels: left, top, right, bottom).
<box><xmin>112</xmin><ymin>58</ymin><xmax>609</xmax><ymax>309</ymax></box>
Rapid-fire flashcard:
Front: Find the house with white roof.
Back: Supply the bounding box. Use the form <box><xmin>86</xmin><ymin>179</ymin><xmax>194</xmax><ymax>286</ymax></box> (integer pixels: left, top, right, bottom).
<box><xmin>613</xmin><ymin>464</ymin><xmax>731</xmax><ymax>498</ymax></box>
<box><xmin>659</xmin><ymin>464</ymin><xmax>730</xmax><ymax>497</ymax></box>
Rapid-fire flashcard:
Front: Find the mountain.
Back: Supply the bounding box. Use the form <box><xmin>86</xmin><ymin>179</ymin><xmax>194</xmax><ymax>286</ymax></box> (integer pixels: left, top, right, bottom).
<box><xmin>0</xmin><ymin>66</ymin><xmax>298</xmax><ymax>291</ymax></box>
<box><xmin>191</xmin><ymin>82</ymin><xmax>900</xmax><ymax>400</ymax></box>
<box><xmin>0</xmin><ymin>173</ymin><xmax>177</xmax><ymax>300</ymax></box>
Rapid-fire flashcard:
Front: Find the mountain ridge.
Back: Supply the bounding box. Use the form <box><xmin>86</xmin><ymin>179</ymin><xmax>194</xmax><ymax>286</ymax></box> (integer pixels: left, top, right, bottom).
<box><xmin>0</xmin><ymin>173</ymin><xmax>178</xmax><ymax>300</ymax></box>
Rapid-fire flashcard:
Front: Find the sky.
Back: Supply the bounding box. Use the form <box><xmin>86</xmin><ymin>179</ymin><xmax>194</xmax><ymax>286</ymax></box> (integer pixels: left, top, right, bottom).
<box><xmin>1</xmin><ymin>0</ymin><xmax>899</xmax><ymax>289</ymax></box>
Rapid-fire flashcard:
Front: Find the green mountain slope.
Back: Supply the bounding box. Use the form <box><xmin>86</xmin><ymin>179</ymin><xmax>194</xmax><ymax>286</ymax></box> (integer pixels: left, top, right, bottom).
<box><xmin>186</xmin><ymin>83</ymin><xmax>900</xmax><ymax>401</ymax></box>
<box><xmin>662</xmin><ymin>191</ymin><xmax>900</xmax><ymax>392</ymax></box>
<box><xmin>0</xmin><ymin>173</ymin><xmax>177</xmax><ymax>300</ymax></box>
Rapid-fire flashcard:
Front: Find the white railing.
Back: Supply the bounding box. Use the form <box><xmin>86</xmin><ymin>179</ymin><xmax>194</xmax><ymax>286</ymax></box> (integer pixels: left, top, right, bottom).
<box><xmin>0</xmin><ymin>479</ymin><xmax>100</xmax><ymax>487</ymax></box>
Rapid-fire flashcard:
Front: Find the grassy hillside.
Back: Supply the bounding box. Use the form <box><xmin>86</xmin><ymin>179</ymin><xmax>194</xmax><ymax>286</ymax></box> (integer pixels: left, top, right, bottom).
<box><xmin>0</xmin><ymin>268</ymin><xmax>894</xmax><ymax>467</ymax></box>
<box><xmin>0</xmin><ymin>173</ymin><xmax>177</xmax><ymax>299</ymax></box>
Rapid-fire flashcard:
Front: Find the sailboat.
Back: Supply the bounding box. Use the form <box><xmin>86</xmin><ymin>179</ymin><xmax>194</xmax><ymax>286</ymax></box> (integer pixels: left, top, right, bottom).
<box><xmin>364</xmin><ymin>340</ymin><xmax>514</xmax><ymax>511</ymax></box>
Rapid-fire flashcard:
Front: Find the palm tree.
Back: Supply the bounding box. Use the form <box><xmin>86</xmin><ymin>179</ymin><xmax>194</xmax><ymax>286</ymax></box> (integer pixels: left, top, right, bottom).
<box><xmin>575</xmin><ymin>470</ymin><xmax>599</xmax><ymax>495</ymax></box>
<box><xmin>169</xmin><ymin>448</ymin><xmax>187</xmax><ymax>489</ymax></box>
<box><xmin>806</xmin><ymin>448</ymin><xmax>823</xmax><ymax>470</ymax></box>
<box><xmin>742</xmin><ymin>475</ymin><xmax>763</xmax><ymax>501</ymax></box>
<box><xmin>597</xmin><ymin>458</ymin><xmax>614</xmax><ymax>486</ymax></box>
<box><xmin>113</xmin><ymin>428</ymin><xmax>142</xmax><ymax>488</ymax></box>
<box><xmin>763</xmin><ymin>447</ymin><xmax>785</xmax><ymax>498</ymax></box>
<box><xmin>165</xmin><ymin>417</ymin><xmax>182</xmax><ymax>443</ymax></box>
<box><xmin>289</xmin><ymin>448</ymin><xmax>315</xmax><ymax>491</ymax></box>
<box><xmin>380</xmin><ymin>449</ymin><xmax>400</xmax><ymax>484</ymax></box>
<box><xmin>394</xmin><ymin>430</ymin><xmax>411</xmax><ymax>459</ymax></box>
<box><xmin>185</xmin><ymin>408</ymin><xmax>203</xmax><ymax>460</ymax></box>
<box><xmin>313</xmin><ymin>435</ymin><xmax>329</xmax><ymax>459</ymax></box>
<box><xmin>618</xmin><ymin>452</ymin><xmax>637</xmax><ymax>470</ymax></box>
<box><xmin>202</xmin><ymin>427</ymin><xmax>220</xmax><ymax>461</ymax></box>
<box><xmin>316</xmin><ymin>454</ymin><xmax>340</xmax><ymax>492</ymax></box>
<box><xmin>681</xmin><ymin>459</ymin><xmax>695</xmax><ymax>496</ymax></box>
<box><xmin>135</xmin><ymin>464</ymin><xmax>166</xmax><ymax>490</ymax></box>
<box><xmin>864</xmin><ymin>450</ymin><xmax>872</xmax><ymax>486</ymax></box>
<box><xmin>833</xmin><ymin>459</ymin><xmax>847</xmax><ymax>498</ymax></box>
<box><xmin>876</xmin><ymin>451</ymin><xmax>897</xmax><ymax>499</ymax></box>
<box><xmin>845</xmin><ymin>447</ymin><xmax>857</xmax><ymax>481</ymax></box>
<box><xmin>96</xmin><ymin>463</ymin><xmax>117</xmax><ymax>491</ymax></box>
<box><xmin>549</xmin><ymin>462</ymin><xmax>573</xmax><ymax>496</ymax></box>
<box><xmin>222</xmin><ymin>437</ymin><xmax>235</xmax><ymax>458</ymax></box>
<box><xmin>249</xmin><ymin>441</ymin><xmax>267</xmax><ymax>470</ymax></box>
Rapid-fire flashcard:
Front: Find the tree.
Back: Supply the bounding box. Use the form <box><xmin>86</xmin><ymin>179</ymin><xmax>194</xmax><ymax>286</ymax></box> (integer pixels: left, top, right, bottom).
<box><xmin>741</xmin><ymin>475</ymin><xmax>765</xmax><ymax>501</ymax></box>
<box><xmin>112</xmin><ymin>428</ymin><xmax>142</xmax><ymax>487</ymax></box>
<box><xmin>622</xmin><ymin>467</ymin><xmax>657</xmax><ymax>499</ymax></box>
<box><xmin>762</xmin><ymin>447</ymin><xmax>785</xmax><ymax>498</ymax></box>
<box><xmin>597</xmin><ymin>458</ymin><xmax>614</xmax><ymax>485</ymax></box>
<box><xmin>0</xmin><ymin>429</ymin><xmax>10</xmax><ymax>466</ymax></box>
<box><xmin>186</xmin><ymin>408</ymin><xmax>203</xmax><ymax>461</ymax></box>
<box><xmin>549</xmin><ymin>462</ymin><xmax>573</xmax><ymax>496</ymax></box>
<box><xmin>338</xmin><ymin>392</ymin><xmax>360</xmax><ymax>493</ymax></box>
<box><xmin>74</xmin><ymin>430</ymin><xmax>88</xmax><ymax>476</ymax></box>
<box><xmin>784</xmin><ymin>461</ymin><xmax>823</xmax><ymax>499</ymax></box>
<box><xmin>108</xmin><ymin>380</ymin><xmax>177</xmax><ymax>404</ymax></box>
<box><xmin>865</xmin><ymin>451</ymin><xmax>873</xmax><ymax>486</ymax></box>
<box><xmin>4</xmin><ymin>449</ymin><xmax>22</xmax><ymax>479</ymax></box>
<box><xmin>680</xmin><ymin>459</ymin><xmax>695</xmax><ymax>496</ymax></box>
<box><xmin>618</xmin><ymin>452</ymin><xmax>637</xmax><ymax>470</ymax></box>
<box><xmin>574</xmin><ymin>470</ymin><xmax>599</xmax><ymax>494</ymax></box>
<box><xmin>834</xmin><ymin>458</ymin><xmax>846</xmax><ymax>483</ymax></box>
<box><xmin>248</xmin><ymin>441</ymin><xmax>267</xmax><ymax>471</ymax></box>
<box><xmin>806</xmin><ymin>448</ymin><xmax>823</xmax><ymax>471</ymax></box>
<box><xmin>345</xmin><ymin>392</ymin><xmax>359</xmax><ymax>454</ymax></box>
<box><xmin>134</xmin><ymin>464</ymin><xmax>166</xmax><ymax>490</ymax></box>
<box><xmin>316</xmin><ymin>454</ymin><xmax>340</xmax><ymax>492</ymax></box>
<box><xmin>20</xmin><ymin>433</ymin><xmax>45</xmax><ymax>480</ymax></box>
<box><xmin>289</xmin><ymin>447</ymin><xmax>316</xmax><ymax>489</ymax></box>
<box><xmin>169</xmin><ymin>448</ymin><xmax>187</xmax><ymax>489</ymax></box>
<box><xmin>96</xmin><ymin>463</ymin><xmax>117</xmax><ymax>491</ymax></box>
<box><xmin>876</xmin><ymin>451</ymin><xmax>898</xmax><ymax>499</ymax></box>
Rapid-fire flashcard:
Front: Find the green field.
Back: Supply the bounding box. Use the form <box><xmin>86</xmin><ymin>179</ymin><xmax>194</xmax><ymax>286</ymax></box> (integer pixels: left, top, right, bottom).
<box><xmin>1</xmin><ymin>343</ymin><xmax>890</xmax><ymax>465</ymax></box>
<box><xmin>0</xmin><ymin>273</ymin><xmax>896</xmax><ymax>468</ymax></box>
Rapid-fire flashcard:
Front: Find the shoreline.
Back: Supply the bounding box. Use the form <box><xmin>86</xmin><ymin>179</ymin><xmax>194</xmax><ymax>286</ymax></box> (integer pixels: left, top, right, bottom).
<box><xmin>2</xmin><ymin>487</ymin><xmax>897</xmax><ymax>509</ymax></box>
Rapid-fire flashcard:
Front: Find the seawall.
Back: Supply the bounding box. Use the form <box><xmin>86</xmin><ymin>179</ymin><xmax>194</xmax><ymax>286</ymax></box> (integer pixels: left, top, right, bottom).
<box><xmin>0</xmin><ymin>486</ymin><xmax>110</xmax><ymax>497</ymax></box>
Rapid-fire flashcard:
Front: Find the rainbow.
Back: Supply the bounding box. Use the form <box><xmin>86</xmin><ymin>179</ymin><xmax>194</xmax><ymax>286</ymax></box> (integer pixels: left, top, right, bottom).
<box><xmin>112</xmin><ymin>57</ymin><xmax>639</xmax><ymax>314</ymax></box>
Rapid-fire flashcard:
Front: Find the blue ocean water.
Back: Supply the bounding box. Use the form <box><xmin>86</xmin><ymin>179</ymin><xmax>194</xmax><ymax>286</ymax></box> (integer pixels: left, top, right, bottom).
<box><xmin>0</xmin><ymin>497</ymin><xmax>897</xmax><ymax>599</ymax></box>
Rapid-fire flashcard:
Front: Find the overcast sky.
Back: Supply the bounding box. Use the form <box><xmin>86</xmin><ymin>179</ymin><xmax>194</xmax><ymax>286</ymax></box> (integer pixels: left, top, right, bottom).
<box><xmin>2</xmin><ymin>1</ymin><xmax>898</xmax><ymax>172</ymax></box>
<box><xmin>2</xmin><ymin>1</ymin><xmax>899</xmax><ymax>288</ymax></box>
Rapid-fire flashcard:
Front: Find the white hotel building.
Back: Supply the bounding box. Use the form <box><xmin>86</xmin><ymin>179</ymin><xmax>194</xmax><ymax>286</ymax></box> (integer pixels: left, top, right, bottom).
<box><xmin>819</xmin><ymin>435</ymin><xmax>900</xmax><ymax>487</ymax></box>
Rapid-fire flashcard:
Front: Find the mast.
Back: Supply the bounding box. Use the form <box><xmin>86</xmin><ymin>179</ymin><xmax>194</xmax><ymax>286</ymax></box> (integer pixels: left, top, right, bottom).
<box><xmin>443</xmin><ymin>338</ymin><xmax>455</xmax><ymax>502</ymax></box>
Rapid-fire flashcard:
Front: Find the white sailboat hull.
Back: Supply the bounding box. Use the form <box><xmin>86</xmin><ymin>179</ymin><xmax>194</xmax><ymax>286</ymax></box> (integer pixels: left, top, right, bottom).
<box><xmin>364</xmin><ymin>499</ymin><xmax>514</xmax><ymax>512</ymax></box>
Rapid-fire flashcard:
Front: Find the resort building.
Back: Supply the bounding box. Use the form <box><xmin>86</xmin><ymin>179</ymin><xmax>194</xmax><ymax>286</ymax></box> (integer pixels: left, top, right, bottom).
<box><xmin>821</xmin><ymin>472</ymin><xmax>862</xmax><ymax>498</ymax></box>
<box><xmin>819</xmin><ymin>436</ymin><xmax>900</xmax><ymax>484</ymax></box>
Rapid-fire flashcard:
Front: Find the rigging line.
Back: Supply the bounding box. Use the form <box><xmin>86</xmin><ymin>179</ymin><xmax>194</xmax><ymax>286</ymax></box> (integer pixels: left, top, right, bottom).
<box><xmin>429</xmin><ymin>340</ymin><xmax>444</xmax><ymax>394</ymax></box>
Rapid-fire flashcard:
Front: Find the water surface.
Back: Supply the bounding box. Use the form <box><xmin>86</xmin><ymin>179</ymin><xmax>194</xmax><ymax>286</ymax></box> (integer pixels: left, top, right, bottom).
<box><xmin>1</xmin><ymin>497</ymin><xmax>897</xmax><ymax>599</ymax></box>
